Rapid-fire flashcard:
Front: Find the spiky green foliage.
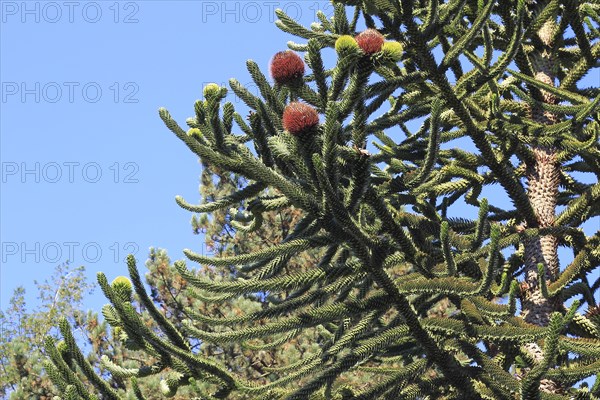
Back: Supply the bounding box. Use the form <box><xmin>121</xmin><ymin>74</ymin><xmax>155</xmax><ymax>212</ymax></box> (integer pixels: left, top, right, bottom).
<box><xmin>46</xmin><ymin>1</ymin><xmax>600</xmax><ymax>398</ymax></box>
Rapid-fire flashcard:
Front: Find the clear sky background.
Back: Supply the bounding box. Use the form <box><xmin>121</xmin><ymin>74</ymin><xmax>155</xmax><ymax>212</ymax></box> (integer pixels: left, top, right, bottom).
<box><xmin>1</xmin><ymin>1</ymin><xmax>598</xmax><ymax>323</ymax></box>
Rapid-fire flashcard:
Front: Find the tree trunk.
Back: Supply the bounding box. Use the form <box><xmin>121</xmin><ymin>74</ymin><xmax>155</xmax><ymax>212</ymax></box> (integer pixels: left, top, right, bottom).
<box><xmin>521</xmin><ymin>18</ymin><xmax>561</xmax><ymax>394</ymax></box>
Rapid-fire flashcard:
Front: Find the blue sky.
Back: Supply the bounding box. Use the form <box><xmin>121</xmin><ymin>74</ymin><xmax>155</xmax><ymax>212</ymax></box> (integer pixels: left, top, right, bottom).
<box><xmin>1</xmin><ymin>1</ymin><xmax>598</xmax><ymax>322</ymax></box>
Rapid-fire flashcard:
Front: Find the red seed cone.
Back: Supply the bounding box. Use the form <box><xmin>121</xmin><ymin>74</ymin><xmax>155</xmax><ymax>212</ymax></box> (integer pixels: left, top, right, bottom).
<box><xmin>270</xmin><ymin>51</ymin><xmax>305</xmax><ymax>86</ymax></box>
<box><xmin>355</xmin><ymin>28</ymin><xmax>385</xmax><ymax>55</ymax></box>
<box><xmin>282</xmin><ymin>102</ymin><xmax>319</xmax><ymax>136</ymax></box>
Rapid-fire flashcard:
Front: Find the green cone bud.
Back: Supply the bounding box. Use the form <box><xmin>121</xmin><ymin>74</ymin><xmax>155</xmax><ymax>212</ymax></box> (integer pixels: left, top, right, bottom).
<box><xmin>111</xmin><ymin>276</ymin><xmax>133</xmax><ymax>302</ymax></box>
<box><xmin>335</xmin><ymin>35</ymin><xmax>359</xmax><ymax>55</ymax></box>
<box><xmin>203</xmin><ymin>83</ymin><xmax>226</xmax><ymax>99</ymax></box>
<box><xmin>381</xmin><ymin>41</ymin><xmax>404</xmax><ymax>61</ymax></box>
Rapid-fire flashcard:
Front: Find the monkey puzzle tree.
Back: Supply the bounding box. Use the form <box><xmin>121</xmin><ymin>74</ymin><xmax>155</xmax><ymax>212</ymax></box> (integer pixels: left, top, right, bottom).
<box><xmin>46</xmin><ymin>0</ymin><xmax>600</xmax><ymax>398</ymax></box>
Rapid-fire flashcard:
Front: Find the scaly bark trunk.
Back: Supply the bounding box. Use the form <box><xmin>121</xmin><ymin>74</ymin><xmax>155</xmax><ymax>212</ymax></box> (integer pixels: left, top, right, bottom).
<box><xmin>520</xmin><ymin>18</ymin><xmax>562</xmax><ymax>394</ymax></box>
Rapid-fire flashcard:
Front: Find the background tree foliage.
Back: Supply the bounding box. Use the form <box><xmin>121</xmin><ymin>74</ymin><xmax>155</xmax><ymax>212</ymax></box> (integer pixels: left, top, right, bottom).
<box><xmin>44</xmin><ymin>0</ymin><xmax>599</xmax><ymax>399</ymax></box>
<box><xmin>0</xmin><ymin>263</ymin><xmax>97</xmax><ymax>399</ymax></box>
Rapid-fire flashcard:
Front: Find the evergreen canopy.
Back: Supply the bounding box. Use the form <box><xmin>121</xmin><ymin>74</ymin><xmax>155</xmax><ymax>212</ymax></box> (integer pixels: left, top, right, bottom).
<box><xmin>45</xmin><ymin>0</ymin><xmax>600</xmax><ymax>398</ymax></box>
